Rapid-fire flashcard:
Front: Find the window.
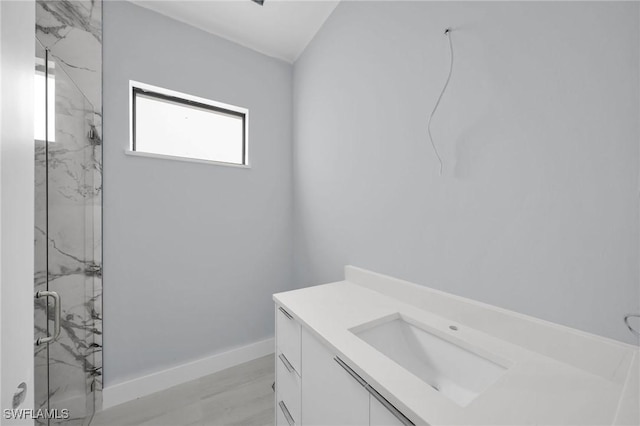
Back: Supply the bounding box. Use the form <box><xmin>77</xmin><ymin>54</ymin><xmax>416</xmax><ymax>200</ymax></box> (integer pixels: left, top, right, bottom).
<box><xmin>130</xmin><ymin>82</ymin><xmax>248</xmax><ymax>166</ymax></box>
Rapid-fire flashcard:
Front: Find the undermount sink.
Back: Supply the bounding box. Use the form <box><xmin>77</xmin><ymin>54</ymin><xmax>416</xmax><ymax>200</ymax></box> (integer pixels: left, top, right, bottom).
<box><xmin>351</xmin><ymin>314</ymin><xmax>508</xmax><ymax>407</ymax></box>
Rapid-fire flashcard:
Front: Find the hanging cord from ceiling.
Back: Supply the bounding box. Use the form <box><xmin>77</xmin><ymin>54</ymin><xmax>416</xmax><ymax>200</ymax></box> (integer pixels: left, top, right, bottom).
<box><xmin>624</xmin><ymin>314</ymin><xmax>640</xmax><ymax>337</ymax></box>
<box><xmin>427</xmin><ymin>28</ymin><xmax>454</xmax><ymax>175</ymax></box>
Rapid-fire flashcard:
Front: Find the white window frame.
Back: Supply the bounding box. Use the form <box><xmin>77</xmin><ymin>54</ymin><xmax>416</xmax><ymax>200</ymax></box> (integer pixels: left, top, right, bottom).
<box><xmin>127</xmin><ymin>80</ymin><xmax>250</xmax><ymax>168</ymax></box>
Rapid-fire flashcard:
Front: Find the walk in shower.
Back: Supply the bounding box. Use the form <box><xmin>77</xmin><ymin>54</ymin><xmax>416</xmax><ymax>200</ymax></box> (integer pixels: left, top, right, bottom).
<box><xmin>33</xmin><ymin>2</ymin><xmax>103</xmax><ymax>423</ymax></box>
<box><xmin>34</xmin><ymin>36</ymin><xmax>102</xmax><ymax>425</ymax></box>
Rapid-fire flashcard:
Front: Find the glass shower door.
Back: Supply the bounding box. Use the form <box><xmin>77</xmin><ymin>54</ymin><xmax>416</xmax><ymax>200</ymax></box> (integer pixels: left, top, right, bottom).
<box><xmin>34</xmin><ymin>39</ymin><xmax>100</xmax><ymax>426</ymax></box>
<box><xmin>34</xmin><ymin>38</ymin><xmax>51</xmax><ymax>426</ymax></box>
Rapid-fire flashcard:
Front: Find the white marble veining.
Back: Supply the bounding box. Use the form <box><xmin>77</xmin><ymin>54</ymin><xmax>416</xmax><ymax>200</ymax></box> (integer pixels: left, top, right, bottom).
<box><xmin>274</xmin><ymin>266</ymin><xmax>640</xmax><ymax>425</ymax></box>
<box><xmin>36</xmin><ymin>0</ymin><xmax>102</xmax><ymax>110</ymax></box>
<box><xmin>35</xmin><ymin>0</ymin><xmax>102</xmax><ymax>423</ymax></box>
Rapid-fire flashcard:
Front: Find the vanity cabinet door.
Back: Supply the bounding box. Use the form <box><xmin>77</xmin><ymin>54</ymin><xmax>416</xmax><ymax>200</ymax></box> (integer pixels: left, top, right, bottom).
<box><xmin>370</xmin><ymin>393</ymin><xmax>410</xmax><ymax>426</ymax></box>
<box><xmin>276</xmin><ymin>305</ymin><xmax>301</xmax><ymax>374</ymax></box>
<box><xmin>276</xmin><ymin>351</ymin><xmax>301</xmax><ymax>426</ymax></box>
<box><xmin>301</xmin><ymin>328</ymin><xmax>369</xmax><ymax>425</ymax></box>
<box><xmin>275</xmin><ymin>304</ymin><xmax>302</xmax><ymax>426</ymax></box>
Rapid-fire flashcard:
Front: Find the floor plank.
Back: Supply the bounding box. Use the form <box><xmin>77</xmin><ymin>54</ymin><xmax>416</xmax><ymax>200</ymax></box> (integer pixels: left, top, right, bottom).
<box><xmin>92</xmin><ymin>354</ymin><xmax>275</xmax><ymax>426</ymax></box>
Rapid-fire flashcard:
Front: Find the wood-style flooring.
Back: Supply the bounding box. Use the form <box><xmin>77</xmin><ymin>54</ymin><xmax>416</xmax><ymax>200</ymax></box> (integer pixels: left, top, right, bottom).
<box><xmin>91</xmin><ymin>354</ymin><xmax>275</xmax><ymax>426</ymax></box>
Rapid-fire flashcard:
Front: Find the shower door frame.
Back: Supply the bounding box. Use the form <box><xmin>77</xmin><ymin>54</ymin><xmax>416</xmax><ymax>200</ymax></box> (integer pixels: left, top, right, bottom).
<box><xmin>34</xmin><ymin>40</ymin><xmax>100</xmax><ymax>426</ymax></box>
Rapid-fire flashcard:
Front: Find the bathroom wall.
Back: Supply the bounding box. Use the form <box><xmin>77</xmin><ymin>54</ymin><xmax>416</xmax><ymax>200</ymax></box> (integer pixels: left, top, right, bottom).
<box><xmin>103</xmin><ymin>1</ymin><xmax>293</xmax><ymax>386</ymax></box>
<box><xmin>293</xmin><ymin>1</ymin><xmax>640</xmax><ymax>345</ymax></box>
<box><xmin>1</xmin><ymin>0</ymin><xmax>36</xmax><ymax>415</ymax></box>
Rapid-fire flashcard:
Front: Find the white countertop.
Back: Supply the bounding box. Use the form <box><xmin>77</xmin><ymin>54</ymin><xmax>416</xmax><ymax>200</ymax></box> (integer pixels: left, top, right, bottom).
<box><xmin>273</xmin><ymin>267</ymin><xmax>639</xmax><ymax>426</ymax></box>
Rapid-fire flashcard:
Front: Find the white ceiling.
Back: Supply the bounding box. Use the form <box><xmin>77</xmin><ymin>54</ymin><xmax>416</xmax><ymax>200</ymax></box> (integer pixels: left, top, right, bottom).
<box><xmin>128</xmin><ymin>0</ymin><xmax>340</xmax><ymax>63</ymax></box>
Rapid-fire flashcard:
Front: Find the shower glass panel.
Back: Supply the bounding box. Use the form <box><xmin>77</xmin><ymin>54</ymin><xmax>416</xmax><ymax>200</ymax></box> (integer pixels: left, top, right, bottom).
<box><xmin>34</xmin><ymin>39</ymin><xmax>50</xmax><ymax>425</ymax></box>
<box><xmin>34</xmin><ymin>39</ymin><xmax>100</xmax><ymax>426</ymax></box>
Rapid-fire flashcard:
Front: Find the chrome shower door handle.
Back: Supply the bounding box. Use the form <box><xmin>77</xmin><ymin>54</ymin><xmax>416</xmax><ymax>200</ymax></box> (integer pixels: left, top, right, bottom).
<box><xmin>35</xmin><ymin>290</ymin><xmax>61</xmax><ymax>345</ymax></box>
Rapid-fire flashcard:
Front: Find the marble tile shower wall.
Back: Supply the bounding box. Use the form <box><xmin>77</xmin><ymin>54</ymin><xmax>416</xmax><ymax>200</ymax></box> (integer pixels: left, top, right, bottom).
<box><xmin>36</xmin><ymin>0</ymin><xmax>102</xmax><ymax>108</ymax></box>
<box><xmin>34</xmin><ymin>0</ymin><xmax>103</xmax><ymax>421</ymax></box>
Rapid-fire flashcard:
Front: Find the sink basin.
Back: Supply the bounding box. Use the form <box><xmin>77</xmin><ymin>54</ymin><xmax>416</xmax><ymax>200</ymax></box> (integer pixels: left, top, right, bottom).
<box><xmin>351</xmin><ymin>314</ymin><xmax>508</xmax><ymax>406</ymax></box>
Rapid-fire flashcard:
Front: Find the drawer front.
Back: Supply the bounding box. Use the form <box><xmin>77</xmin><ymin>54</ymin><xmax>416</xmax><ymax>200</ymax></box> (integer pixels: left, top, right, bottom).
<box><xmin>276</xmin><ymin>353</ymin><xmax>301</xmax><ymax>426</ymax></box>
<box><xmin>370</xmin><ymin>393</ymin><xmax>408</xmax><ymax>426</ymax></box>
<box><xmin>276</xmin><ymin>305</ymin><xmax>301</xmax><ymax>374</ymax></box>
<box><xmin>301</xmin><ymin>327</ymin><xmax>370</xmax><ymax>426</ymax></box>
<box><xmin>369</xmin><ymin>385</ymin><xmax>414</xmax><ymax>426</ymax></box>
<box><xmin>277</xmin><ymin>399</ymin><xmax>296</xmax><ymax>426</ymax></box>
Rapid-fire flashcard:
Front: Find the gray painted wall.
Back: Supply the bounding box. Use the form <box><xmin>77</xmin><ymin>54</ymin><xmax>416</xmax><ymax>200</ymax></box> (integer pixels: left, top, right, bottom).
<box><xmin>293</xmin><ymin>1</ymin><xmax>640</xmax><ymax>345</ymax></box>
<box><xmin>103</xmin><ymin>1</ymin><xmax>293</xmax><ymax>386</ymax></box>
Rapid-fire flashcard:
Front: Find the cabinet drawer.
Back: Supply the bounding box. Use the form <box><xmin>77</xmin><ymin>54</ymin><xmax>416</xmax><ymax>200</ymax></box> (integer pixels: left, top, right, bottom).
<box><xmin>276</xmin><ymin>305</ymin><xmax>301</xmax><ymax>374</ymax></box>
<box><xmin>369</xmin><ymin>386</ymin><xmax>414</xmax><ymax>426</ymax></box>
<box><xmin>277</xmin><ymin>399</ymin><xmax>297</xmax><ymax>426</ymax></box>
<box><xmin>301</xmin><ymin>327</ymin><xmax>370</xmax><ymax>426</ymax></box>
<box><xmin>276</xmin><ymin>353</ymin><xmax>301</xmax><ymax>426</ymax></box>
<box><xmin>370</xmin><ymin>392</ymin><xmax>408</xmax><ymax>426</ymax></box>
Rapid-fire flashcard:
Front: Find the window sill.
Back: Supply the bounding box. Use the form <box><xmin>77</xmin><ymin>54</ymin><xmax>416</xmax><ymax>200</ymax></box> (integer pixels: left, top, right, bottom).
<box><xmin>124</xmin><ymin>150</ymin><xmax>251</xmax><ymax>169</ymax></box>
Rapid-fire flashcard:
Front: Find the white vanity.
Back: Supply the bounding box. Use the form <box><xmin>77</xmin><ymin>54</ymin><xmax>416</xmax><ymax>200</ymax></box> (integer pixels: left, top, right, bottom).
<box><xmin>275</xmin><ymin>303</ymin><xmax>411</xmax><ymax>426</ymax></box>
<box><xmin>273</xmin><ymin>266</ymin><xmax>639</xmax><ymax>426</ymax></box>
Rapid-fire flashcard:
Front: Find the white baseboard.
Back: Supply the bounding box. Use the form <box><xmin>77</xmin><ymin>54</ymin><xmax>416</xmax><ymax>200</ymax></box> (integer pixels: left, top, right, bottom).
<box><xmin>101</xmin><ymin>337</ymin><xmax>275</xmax><ymax>410</ymax></box>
